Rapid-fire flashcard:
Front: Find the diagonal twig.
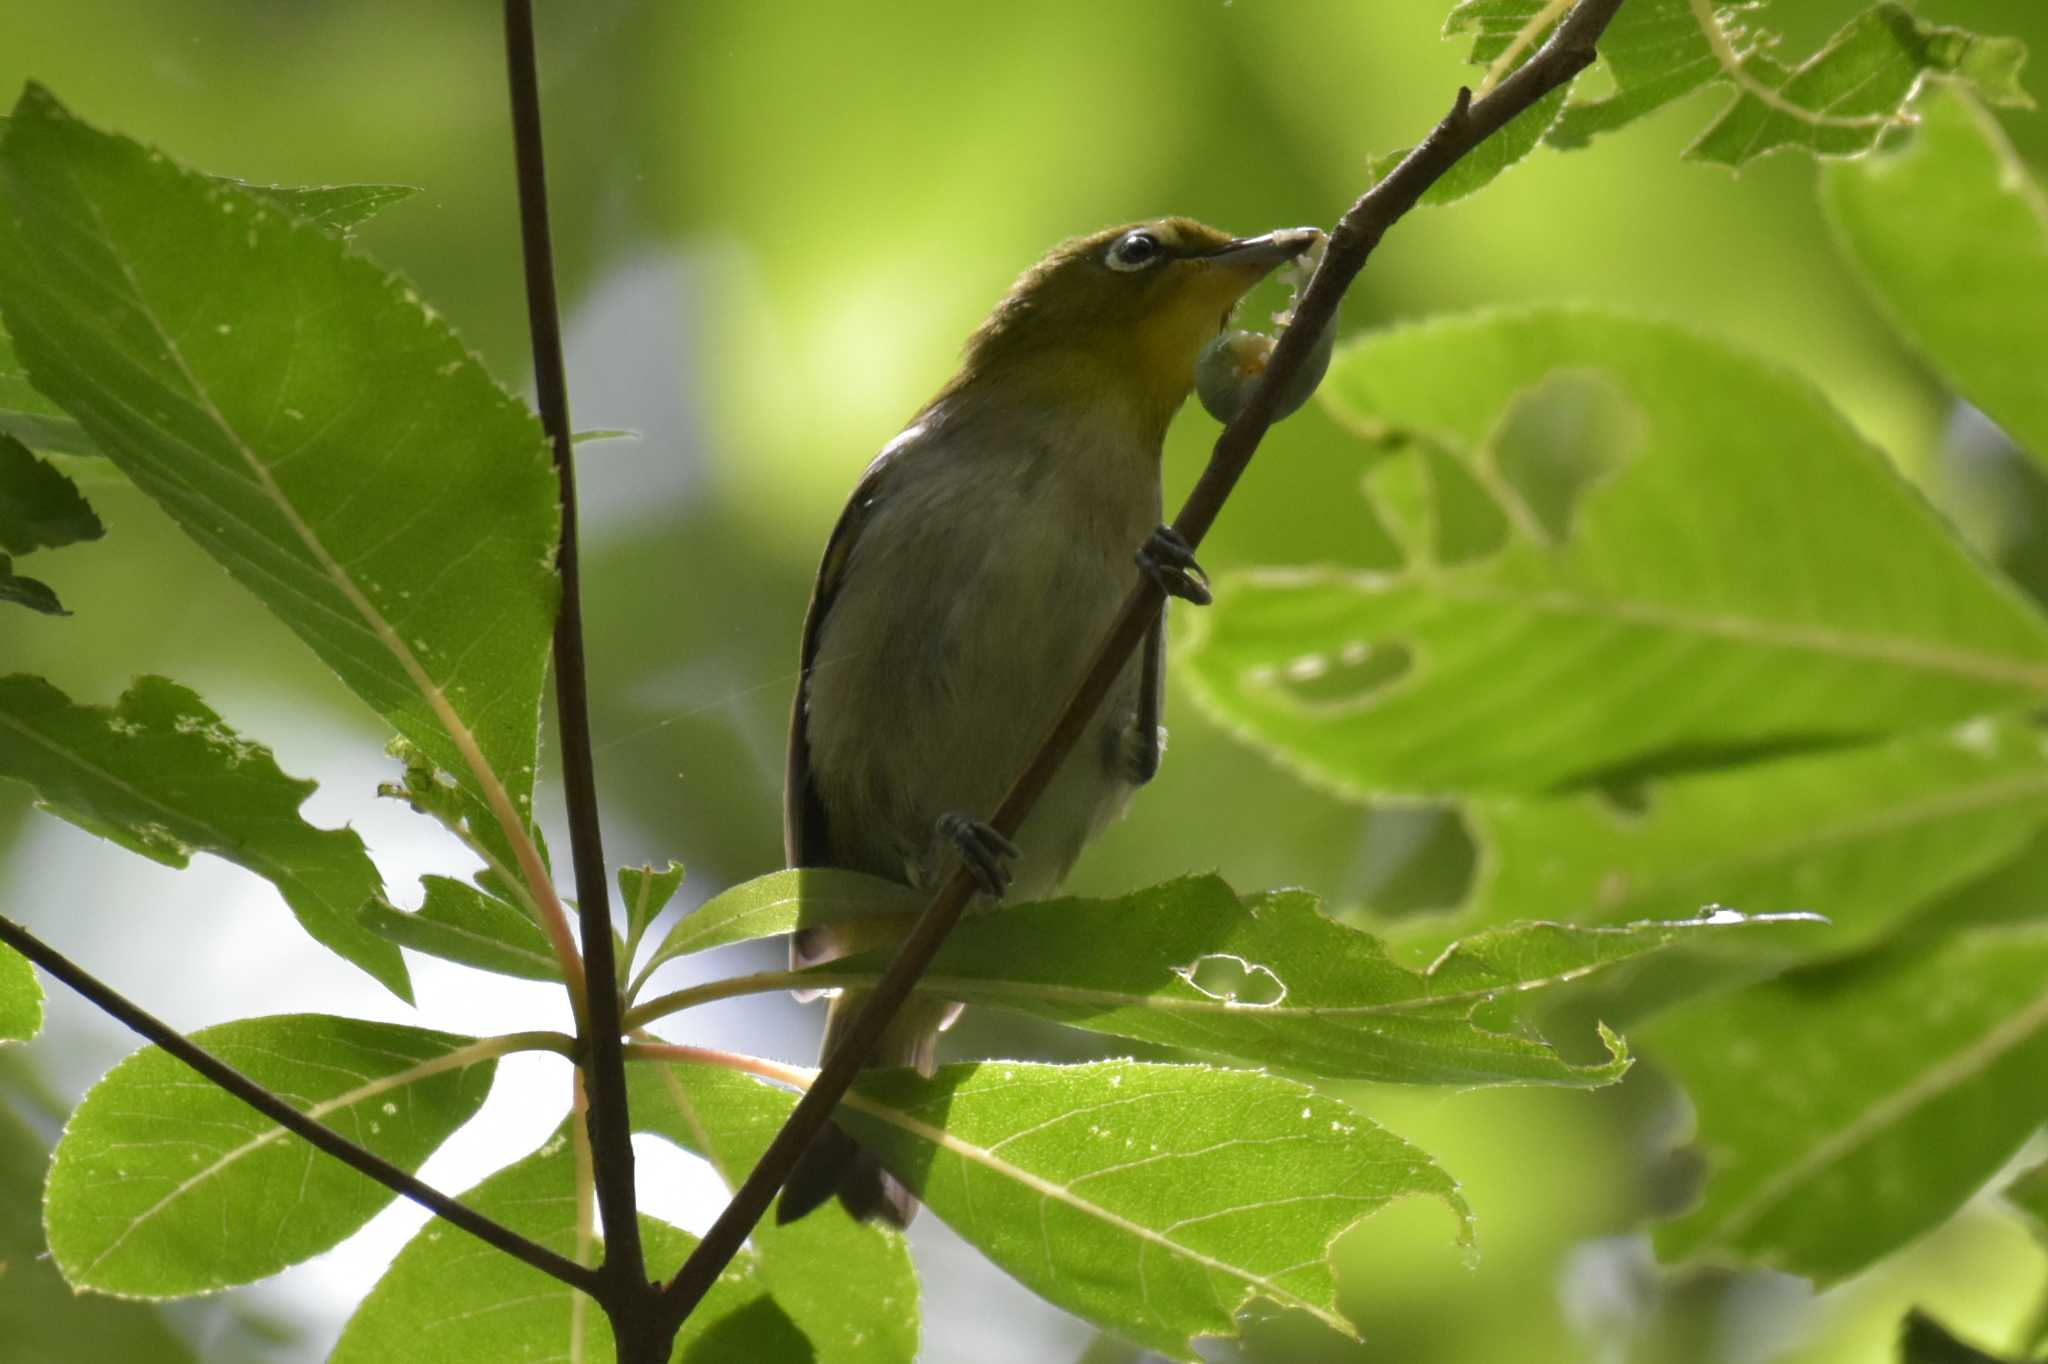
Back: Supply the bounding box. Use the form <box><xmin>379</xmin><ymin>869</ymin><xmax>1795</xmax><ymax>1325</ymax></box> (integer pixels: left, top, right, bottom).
<box><xmin>650</xmin><ymin>0</ymin><xmax>1629</xmax><ymax>1333</ymax></box>
<box><xmin>0</xmin><ymin>914</ymin><xmax>601</xmax><ymax>1295</ymax></box>
<box><xmin>500</xmin><ymin>0</ymin><xmax>649</xmax><ymax>1308</ymax></box>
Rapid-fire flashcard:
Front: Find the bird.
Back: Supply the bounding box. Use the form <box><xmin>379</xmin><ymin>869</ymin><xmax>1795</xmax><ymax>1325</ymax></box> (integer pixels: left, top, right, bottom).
<box><xmin>776</xmin><ymin>218</ymin><xmax>1320</xmax><ymax>1227</ymax></box>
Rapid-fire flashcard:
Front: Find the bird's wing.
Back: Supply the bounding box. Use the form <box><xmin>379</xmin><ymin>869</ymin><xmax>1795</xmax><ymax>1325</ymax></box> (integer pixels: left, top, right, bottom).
<box><xmin>784</xmin><ymin>450</ymin><xmax>895</xmax><ymax>872</ymax></box>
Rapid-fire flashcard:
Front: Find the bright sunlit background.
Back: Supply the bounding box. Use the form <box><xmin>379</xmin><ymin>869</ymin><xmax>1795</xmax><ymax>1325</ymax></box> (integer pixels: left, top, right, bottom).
<box><xmin>3</xmin><ymin>2</ymin><xmax>2046</xmax><ymax>1361</ymax></box>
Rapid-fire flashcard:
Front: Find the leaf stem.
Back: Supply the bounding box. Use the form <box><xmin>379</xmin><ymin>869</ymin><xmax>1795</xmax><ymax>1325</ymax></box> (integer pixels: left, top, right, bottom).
<box><xmin>648</xmin><ymin>0</ymin><xmax>1629</xmax><ymax>1335</ymax></box>
<box><xmin>622</xmin><ymin>1040</ymin><xmax>819</xmax><ymax>1092</ymax></box>
<box><xmin>501</xmin><ymin>0</ymin><xmax>648</xmax><ymax>1312</ymax></box>
<box><xmin>624</xmin><ymin>968</ymin><xmax>813</xmax><ymax>1030</ymax></box>
<box><xmin>0</xmin><ymin>913</ymin><xmax>600</xmax><ymax>1295</ymax></box>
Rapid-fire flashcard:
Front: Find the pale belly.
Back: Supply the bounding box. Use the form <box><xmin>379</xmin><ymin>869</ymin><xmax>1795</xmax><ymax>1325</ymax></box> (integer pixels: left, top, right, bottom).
<box><xmin>802</xmin><ymin>439</ymin><xmax>1157</xmax><ymax>900</ymax></box>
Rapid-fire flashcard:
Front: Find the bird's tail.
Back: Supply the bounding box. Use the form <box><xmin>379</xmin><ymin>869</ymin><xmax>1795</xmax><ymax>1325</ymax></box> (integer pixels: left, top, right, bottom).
<box><xmin>775</xmin><ymin>988</ymin><xmax>951</xmax><ymax>1228</ymax></box>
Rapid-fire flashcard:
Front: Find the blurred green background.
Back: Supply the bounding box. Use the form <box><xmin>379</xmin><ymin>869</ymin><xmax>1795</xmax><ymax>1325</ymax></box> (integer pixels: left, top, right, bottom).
<box><xmin>3</xmin><ymin>2</ymin><xmax>2046</xmax><ymax>1361</ymax></box>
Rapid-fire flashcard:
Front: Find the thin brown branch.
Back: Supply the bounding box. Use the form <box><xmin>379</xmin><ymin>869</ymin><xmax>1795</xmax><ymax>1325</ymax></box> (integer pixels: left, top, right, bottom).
<box><xmin>651</xmin><ymin>0</ymin><xmax>1627</xmax><ymax>1332</ymax></box>
<box><xmin>501</xmin><ymin>0</ymin><xmax>649</xmax><ymax>1317</ymax></box>
<box><xmin>0</xmin><ymin>914</ymin><xmax>603</xmax><ymax>1296</ymax></box>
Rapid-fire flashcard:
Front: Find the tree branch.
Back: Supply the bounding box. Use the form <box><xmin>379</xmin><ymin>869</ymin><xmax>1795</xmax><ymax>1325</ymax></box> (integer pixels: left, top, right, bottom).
<box><xmin>651</xmin><ymin>0</ymin><xmax>1627</xmax><ymax>1333</ymax></box>
<box><xmin>0</xmin><ymin>914</ymin><xmax>602</xmax><ymax>1296</ymax></box>
<box><xmin>501</xmin><ymin>0</ymin><xmax>648</xmax><ymax>1310</ymax></box>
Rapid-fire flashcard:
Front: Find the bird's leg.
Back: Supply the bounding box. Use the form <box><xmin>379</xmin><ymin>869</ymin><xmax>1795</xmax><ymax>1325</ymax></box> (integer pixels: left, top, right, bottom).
<box><xmin>1136</xmin><ymin>524</ymin><xmax>1211</xmax><ymax>605</ymax></box>
<box><xmin>1122</xmin><ymin>610</ymin><xmax>1169</xmax><ymax>785</ymax></box>
<box><xmin>936</xmin><ymin>811</ymin><xmax>1020</xmax><ymax>897</ymax></box>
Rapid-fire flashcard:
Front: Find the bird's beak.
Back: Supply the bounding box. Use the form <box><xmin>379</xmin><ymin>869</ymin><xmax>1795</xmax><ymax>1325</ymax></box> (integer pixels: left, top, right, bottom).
<box><xmin>1203</xmin><ymin>227</ymin><xmax>1322</xmax><ymax>271</ymax></box>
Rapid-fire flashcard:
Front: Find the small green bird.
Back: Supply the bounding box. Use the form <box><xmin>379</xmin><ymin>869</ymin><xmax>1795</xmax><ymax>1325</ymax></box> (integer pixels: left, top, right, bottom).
<box><xmin>778</xmin><ymin>218</ymin><xmax>1319</xmax><ymax>1227</ymax></box>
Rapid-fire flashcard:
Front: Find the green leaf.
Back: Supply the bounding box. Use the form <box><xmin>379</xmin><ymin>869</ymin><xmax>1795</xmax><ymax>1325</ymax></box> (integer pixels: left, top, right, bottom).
<box><xmin>1547</xmin><ymin>0</ymin><xmax>1730</xmax><ymax>148</ymax></box>
<box><xmin>0</xmin><ymin>432</ymin><xmax>100</xmax><ymax>553</ymax></box>
<box><xmin>45</xmin><ymin>1015</ymin><xmax>495</xmax><ymax>1296</ymax></box>
<box><xmin>1367</xmin><ymin>85</ymin><xmax>1573</xmax><ymax>208</ymax></box>
<box><xmin>642</xmin><ymin>866</ymin><xmax>924</xmax><ymax>973</ymax></box>
<box><xmin>0</xmin><ymin>551</ymin><xmax>65</xmax><ymax>614</ymax></box>
<box><xmin>1824</xmin><ymin>84</ymin><xmax>2048</xmax><ymax>467</ymax></box>
<box><xmin>359</xmin><ymin>875</ymin><xmax>559</xmax><ymax>983</ymax></box>
<box><xmin>834</xmin><ymin>1059</ymin><xmax>1470</xmax><ymax>1361</ymax></box>
<box><xmin>631</xmin><ymin>1061</ymin><xmax>921</xmax><ymax>1362</ymax></box>
<box><xmin>1185</xmin><ymin>308</ymin><xmax>2048</xmax><ymax>798</ymax></box>
<box><xmin>621</xmin><ymin>859</ymin><xmax>686</xmax><ymax>946</ymax></box>
<box><xmin>1450</xmin><ymin>718</ymin><xmax>2048</xmax><ymax>957</ymax></box>
<box><xmin>228</xmin><ymin>180</ymin><xmax>417</xmax><ymax>233</ymax></box>
<box><xmin>812</xmin><ymin>874</ymin><xmax>1817</xmax><ymax>1084</ymax></box>
<box><xmin>0</xmin><ymin>674</ymin><xmax>409</xmax><ymax>999</ymax></box>
<box><xmin>1649</xmin><ymin>923</ymin><xmax>2048</xmax><ymax>1285</ymax></box>
<box><xmin>1688</xmin><ymin>6</ymin><xmax>2031</xmax><ymax>167</ymax></box>
<box><xmin>0</xmin><ymin>1103</ymin><xmax>200</xmax><ymax>1363</ymax></box>
<box><xmin>0</xmin><ymin>323</ymin><xmax>92</xmax><ymax>455</ymax></box>
<box><xmin>0</xmin><ymin>86</ymin><xmax>559</xmax><ymax>876</ymax></box>
<box><xmin>332</xmin><ymin>1120</ymin><xmax>798</xmax><ymax>1364</ymax></box>
<box><xmin>0</xmin><ymin>944</ymin><xmax>39</xmax><ymax>1042</ymax></box>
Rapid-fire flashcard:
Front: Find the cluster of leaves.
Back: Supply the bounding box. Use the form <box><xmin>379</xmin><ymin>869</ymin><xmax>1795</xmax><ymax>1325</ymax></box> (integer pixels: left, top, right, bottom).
<box><xmin>0</xmin><ymin>1</ymin><xmax>2039</xmax><ymax>1360</ymax></box>
<box><xmin>1187</xmin><ymin>6</ymin><xmax>2048</xmax><ymax>1355</ymax></box>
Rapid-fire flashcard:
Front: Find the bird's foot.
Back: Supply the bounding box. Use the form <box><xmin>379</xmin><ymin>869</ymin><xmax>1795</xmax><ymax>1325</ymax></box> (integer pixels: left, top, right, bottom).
<box><xmin>1136</xmin><ymin>524</ymin><xmax>1211</xmax><ymax>606</ymax></box>
<box><xmin>937</xmin><ymin>811</ymin><xmax>1019</xmax><ymax>898</ymax></box>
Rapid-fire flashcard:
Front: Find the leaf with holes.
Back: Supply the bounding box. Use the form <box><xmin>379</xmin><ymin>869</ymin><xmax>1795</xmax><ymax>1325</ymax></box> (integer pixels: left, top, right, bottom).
<box><xmin>0</xmin><ymin>674</ymin><xmax>409</xmax><ymax>998</ymax></box>
<box><xmin>1184</xmin><ymin>308</ymin><xmax>2048</xmax><ymax>799</ymax></box>
<box><xmin>826</xmin><ymin>1059</ymin><xmax>1469</xmax><ymax>1361</ymax></box>
<box><xmin>331</xmin><ymin>1120</ymin><xmax>795</xmax><ymax>1364</ymax></box>
<box><xmin>1649</xmin><ymin>923</ymin><xmax>2048</xmax><ymax>1284</ymax></box>
<box><xmin>1688</xmin><ymin>6</ymin><xmax>2030</xmax><ymax>166</ymax></box>
<box><xmin>0</xmin><ymin>87</ymin><xmax>558</xmax><ymax>878</ymax></box>
<box><xmin>1824</xmin><ymin>84</ymin><xmax>2048</xmax><ymax>467</ymax></box>
<box><xmin>45</xmin><ymin>1015</ymin><xmax>494</xmax><ymax>1296</ymax></box>
<box><xmin>629</xmin><ymin>1061</ymin><xmax>921</xmax><ymax>1361</ymax></box>
<box><xmin>1437</xmin><ymin>718</ymin><xmax>2048</xmax><ymax>959</ymax></box>
<box><xmin>0</xmin><ymin>943</ymin><xmax>39</xmax><ymax>1042</ymax></box>
<box><xmin>359</xmin><ymin>875</ymin><xmax>558</xmax><ymax>983</ymax></box>
<box><xmin>804</xmin><ymin>873</ymin><xmax>1817</xmax><ymax>1084</ymax></box>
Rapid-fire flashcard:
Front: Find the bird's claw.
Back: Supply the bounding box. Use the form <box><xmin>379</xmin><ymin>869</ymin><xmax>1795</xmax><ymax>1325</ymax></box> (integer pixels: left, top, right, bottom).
<box><xmin>937</xmin><ymin>811</ymin><xmax>1019</xmax><ymax>898</ymax></box>
<box><xmin>1136</xmin><ymin>524</ymin><xmax>1211</xmax><ymax>606</ymax></box>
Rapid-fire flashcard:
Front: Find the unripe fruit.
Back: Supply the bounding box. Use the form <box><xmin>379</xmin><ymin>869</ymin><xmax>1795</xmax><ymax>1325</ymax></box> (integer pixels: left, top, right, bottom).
<box><xmin>1195</xmin><ymin>231</ymin><xmax>1333</xmax><ymax>424</ymax></box>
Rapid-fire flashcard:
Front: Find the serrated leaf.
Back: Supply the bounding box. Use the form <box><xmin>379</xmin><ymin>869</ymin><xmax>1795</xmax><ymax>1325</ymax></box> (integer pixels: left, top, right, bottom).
<box><xmin>0</xmin><ymin>432</ymin><xmax>99</xmax><ymax>553</ymax></box>
<box><xmin>0</xmin><ymin>944</ymin><xmax>39</xmax><ymax>1042</ymax></box>
<box><xmin>0</xmin><ymin>87</ymin><xmax>559</xmax><ymax>879</ymax></box>
<box><xmin>1547</xmin><ymin>0</ymin><xmax>1736</xmax><ymax>148</ymax></box>
<box><xmin>1367</xmin><ymin>84</ymin><xmax>1573</xmax><ymax>207</ymax></box>
<box><xmin>331</xmin><ymin>1120</ymin><xmax>796</xmax><ymax>1364</ymax></box>
<box><xmin>808</xmin><ymin>874</ymin><xmax>1814</xmax><ymax>1084</ymax></box>
<box><xmin>831</xmin><ymin>1059</ymin><xmax>1469</xmax><ymax>1361</ymax></box>
<box><xmin>621</xmin><ymin>859</ymin><xmax>686</xmax><ymax>945</ymax></box>
<box><xmin>45</xmin><ymin>1015</ymin><xmax>494</xmax><ymax>1296</ymax></box>
<box><xmin>359</xmin><ymin>875</ymin><xmax>558</xmax><ymax>982</ymax></box>
<box><xmin>0</xmin><ymin>1104</ymin><xmax>200</xmax><ymax>1362</ymax></box>
<box><xmin>1689</xmin><ymin>6</ymin><xmax>2031</xmax><ymax>167</ymax></box>
<box><xmin>0</xmin><ymin>674</ymin><xmax>409</xmax><ymax>999</ymax></box>
<box><xmin>1186</xmin><ymin>308</ymin><xmax>2048</xmax><ymax>799</ymax></box>
<box><xmin>1649</xmin><ymin>924</ymin><xmax>2048</xmax><ymax>1285</ymax></box>
<box><xmin>1824</xmin><ymin>84</ymin><xmax>2048</xmax><ymax>468</ymax></box>
<box><xmin>0</xmin><ymin>551</ymin><xmax>65</xmax><ymax>614</ymax></box>
<box><xmin>630</xmin><ymin>1061</ymin><xmax>921</xmax><ymax>1362</ymax></box>
<box><xmin>642</xmin><ymin>866</ymin><xmax>924</xmax><ymax>974</ymax></box>
<box><xmin>1448</xmin><ymin>718</ymin><xmax>2048</xmax><ymax>957</ymax></box>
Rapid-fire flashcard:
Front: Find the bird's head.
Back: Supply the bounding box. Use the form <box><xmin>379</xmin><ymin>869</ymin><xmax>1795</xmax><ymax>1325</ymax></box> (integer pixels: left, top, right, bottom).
<box><xmin>944</xmin><ymin>218</ymin><xmax>1321</xmax><ymax>440</ymax></box>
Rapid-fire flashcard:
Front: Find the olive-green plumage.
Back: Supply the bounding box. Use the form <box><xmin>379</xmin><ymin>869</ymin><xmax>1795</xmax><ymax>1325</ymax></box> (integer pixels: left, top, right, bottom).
<box><xmin>778</xmin><ymin>219</ymin><xmax>1316</xmax><ymax>1228</ymax></box>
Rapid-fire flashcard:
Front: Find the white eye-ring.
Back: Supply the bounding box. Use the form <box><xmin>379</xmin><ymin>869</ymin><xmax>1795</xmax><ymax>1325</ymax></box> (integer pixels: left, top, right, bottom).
<box><xmin>1106</xmin><ymin>230</ymin><xmax>1165</xmax><ymax>272</ymax></box>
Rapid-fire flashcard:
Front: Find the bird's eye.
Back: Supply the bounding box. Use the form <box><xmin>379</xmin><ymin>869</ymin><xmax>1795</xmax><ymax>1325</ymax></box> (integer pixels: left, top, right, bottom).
<box><xmin>1106</xmin><ymin>231</ymin><xmax>1164</xmax><ymax>272</ymax></box>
